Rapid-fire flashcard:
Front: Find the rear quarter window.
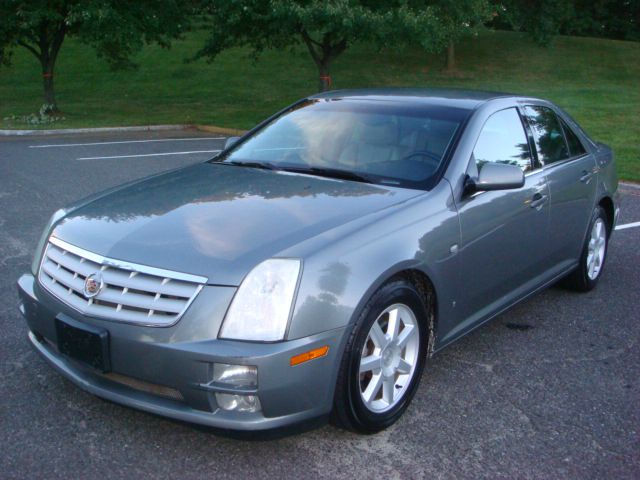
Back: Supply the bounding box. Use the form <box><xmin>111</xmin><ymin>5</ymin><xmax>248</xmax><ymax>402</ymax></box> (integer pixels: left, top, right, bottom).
<box><xmin>523</xmin><ymin>105</ymin><xmax>570</xmax><ymax>165</ymax></box>
<box><xmin>558</xmin><ymin>116</ymin><xmax>587</xmax><ymax>157</ymax></box>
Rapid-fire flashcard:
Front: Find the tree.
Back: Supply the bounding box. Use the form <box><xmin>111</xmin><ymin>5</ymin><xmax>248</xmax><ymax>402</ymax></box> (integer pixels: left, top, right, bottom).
<box><xmin>0</xmin><ymin>0</ymin><xmax>189</xmax><ymax>113</ymax></box>
<box><xmin>494</xmin><ymin>0</ymin><xmax>639</xmax><ymax>44</ymax></box>
<box><xmin>196</xmin><ymin>1</ymin><xmax>446</xmax><ymax>92</ymax></box>
<box><xmin>425</xmin><ymin>0</ymin><xmax>493</xmax><ymax>71</ymax></box>
<box><xmin>565</xmin><ymin>0</ymin><xmax>639</xmax><ymax>41</ymax></box>
<box><xmin>495</xmin><ymin>0</ymin><xmax>574</xmax><ymax>45</ymax></box>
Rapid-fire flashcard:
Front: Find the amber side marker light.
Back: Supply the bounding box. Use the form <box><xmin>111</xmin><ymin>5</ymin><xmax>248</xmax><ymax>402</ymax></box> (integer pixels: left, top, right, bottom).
<box><xmin>290</xmin><ymin>345</ymin><xmax>329</xmax><ymax>366</ymax></box>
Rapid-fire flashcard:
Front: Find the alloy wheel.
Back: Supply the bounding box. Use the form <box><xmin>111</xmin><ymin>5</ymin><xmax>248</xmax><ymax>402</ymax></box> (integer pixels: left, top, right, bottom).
<box><xmin>587</xmin><ymin>218</ymin><xmax>607</xmax><ymax>280</ymax></box>
<box><xmin>358</xmin><ymin>303</ymin><xmax>420</xmax><ymax>413</ymax></box>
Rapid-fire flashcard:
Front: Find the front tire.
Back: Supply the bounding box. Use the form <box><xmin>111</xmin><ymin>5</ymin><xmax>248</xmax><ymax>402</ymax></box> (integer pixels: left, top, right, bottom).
<box><xmin>332</xmin><ymin>279</ymin><xmax>430</xmax><ymax>433</ymax></box>
<box><xmin>562</xmin><ymin>206</ymin><xmax>609</xmax><ymax>292</ymax></box>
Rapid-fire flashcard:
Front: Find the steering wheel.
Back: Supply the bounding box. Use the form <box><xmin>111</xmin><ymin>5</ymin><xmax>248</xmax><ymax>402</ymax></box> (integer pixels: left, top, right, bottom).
<box><xmin>398</xmin><ymin>150</ymin><xmax>442</xmax><ymax>166</ymax></box>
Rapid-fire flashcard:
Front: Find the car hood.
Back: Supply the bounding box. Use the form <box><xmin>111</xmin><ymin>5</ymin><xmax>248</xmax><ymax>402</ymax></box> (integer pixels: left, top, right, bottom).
<box><xmin>52</xmin><ymin>163</ymin><xmax>420</xmax><ymax>285</ymax></box>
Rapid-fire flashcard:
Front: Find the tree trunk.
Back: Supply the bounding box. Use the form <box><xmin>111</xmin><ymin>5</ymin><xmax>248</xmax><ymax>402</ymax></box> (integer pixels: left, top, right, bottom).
<box><xmin>318</xmin><ymin>61</ymin><xmax>332</xmax><ymax>92</ymax></box>
<box><xmin>446</xmin><ymin>40</ymin><xmax>455</xmax><ymax>71</ymax></box>
<box><xmin>300</xmin><ymin>31</ymin><xmax>346</xmax><ymax>93</ymax></box>
<box><xmin>36</xmin><ymin>21</ymin><xmax>66</xmax><ymax>113</ymax></box>
<box><xmin>42</xmin><ymin>68</ymin><xmax>57</xmax><ymax>111</ymax></box>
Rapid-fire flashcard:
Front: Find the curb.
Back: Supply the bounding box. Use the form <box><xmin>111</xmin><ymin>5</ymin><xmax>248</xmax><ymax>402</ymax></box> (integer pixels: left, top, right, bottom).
<box><xmin>0</xmin><ymin>123</ymin><xmax>250</xmax><ymax>137</ymax></box>
<box><xmin>0</xmin><ymin>124</ymin><xmax>191</xmax><ymax>136</ymax></box>
<box><xmin>195</xmin><ymin>124</ymin><xmax>248</xmax><ymax>137</ymax></box>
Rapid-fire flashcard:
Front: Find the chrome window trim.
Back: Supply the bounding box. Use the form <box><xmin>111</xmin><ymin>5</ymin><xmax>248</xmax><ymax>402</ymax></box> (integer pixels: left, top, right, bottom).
<box><xmin>524</xmin><ymin>167</ymin><xmax>544</xmax><ymax>178</ymax></box>
<box><xmin>540</xmin><ymin>153</ymin><xmax>592</xmax><ymax>171</ymax></box>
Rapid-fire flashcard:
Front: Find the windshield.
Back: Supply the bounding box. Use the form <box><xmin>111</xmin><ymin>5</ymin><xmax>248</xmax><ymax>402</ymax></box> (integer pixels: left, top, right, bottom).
<box><xmin>217</xmin><ymin>98</ymin><xmax>469</xmax><ymax>189</ymax></box>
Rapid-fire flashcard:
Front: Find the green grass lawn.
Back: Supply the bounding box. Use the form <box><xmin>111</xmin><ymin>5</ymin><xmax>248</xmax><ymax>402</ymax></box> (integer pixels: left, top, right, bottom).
<box><xmin>1</xmin><ymin>30</ymin><xmax>638</xmax><ymax>181</ymax></box>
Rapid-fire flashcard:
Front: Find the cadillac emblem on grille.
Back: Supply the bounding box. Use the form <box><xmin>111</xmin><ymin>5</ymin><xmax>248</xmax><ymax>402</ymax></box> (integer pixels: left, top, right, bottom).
<box><xmin>83</xmin><ymin>272</ymin><xmax>104</xmax><ymax>298</ymax></box>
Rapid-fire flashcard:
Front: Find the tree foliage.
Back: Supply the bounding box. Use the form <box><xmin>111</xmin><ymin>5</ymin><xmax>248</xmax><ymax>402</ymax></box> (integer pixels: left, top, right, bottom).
<box><xmin>0</xmin><ymin>0</ymin><xmax>189</xmax><ymax>111</ymax></box>
<box><xmin>418</xmin><ymin>0</ymin><xmax>494</xmax><ymax>70</ymax></box>
<box><xmin>496</xmin><ymin>0</ymin><xmax>573</xmax><ymax>45</ymax></box>
<box><xmin>196</xmin><ymin>0</ymin><xmax>449</xmax><ymax>91</ymax></box>
<box><xmin>494</xmin><ymin>0</ymin><xmax>639</xmax><ymax>45</ymax></box>
<box><xmin>566</xmin><ymin>0</ymin><xmax>639</xmax><ymax>41</ymax></box>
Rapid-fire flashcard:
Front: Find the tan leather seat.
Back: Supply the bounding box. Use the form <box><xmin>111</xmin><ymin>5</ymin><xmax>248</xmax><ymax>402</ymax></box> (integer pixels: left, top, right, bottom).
<box><xmin>338</xmin><ymin>119</ymin><xmax>400</xmax><ymax>168</ymax></box>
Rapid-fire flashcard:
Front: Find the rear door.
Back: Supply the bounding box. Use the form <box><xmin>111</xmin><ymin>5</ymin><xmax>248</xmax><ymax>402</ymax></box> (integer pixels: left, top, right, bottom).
<box><xmin>522</xmin><ymin>105</ymin><xmax>598</xmax><ymax>267</ymax></box>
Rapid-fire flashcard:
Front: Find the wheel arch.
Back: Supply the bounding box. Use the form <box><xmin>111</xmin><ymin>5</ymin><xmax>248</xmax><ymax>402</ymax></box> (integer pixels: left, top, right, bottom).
<box><xmin>331</xmin><ymin>263</ymin><xmax>440</xmax><ymax>431</ymax></box>
<box><xmin>394</xmin><ymin>268</ymin><xmax>438</xmax><ymax>357</ymax></box>
<box><xmin>598</xmin><ymin>195</ymin><xmax>615</xmax><ymax>236</ymax></box>
<box><xmin>350</xmin><ymin>263</ymin><xmax>440</xmax><ymax>358</ymax></box>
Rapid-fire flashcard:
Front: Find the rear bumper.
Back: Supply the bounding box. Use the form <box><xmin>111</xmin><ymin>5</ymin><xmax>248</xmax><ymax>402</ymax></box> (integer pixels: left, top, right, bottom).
<box><xmin>17</xmin><ymin>273</ymin><xmax>346</xmax><ymax>431</ymax></box>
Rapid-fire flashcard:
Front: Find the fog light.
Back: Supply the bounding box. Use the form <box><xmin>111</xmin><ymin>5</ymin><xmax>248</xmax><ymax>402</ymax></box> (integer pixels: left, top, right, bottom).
<box><xmin>215</xmin><ymin>393</ymin><xmax>262</xmax><ymax>412</ymax></box>
<box><xmin>213</xmin><ymin>363</ymin><xmax>257</xmax><ymax>388</ymax></box>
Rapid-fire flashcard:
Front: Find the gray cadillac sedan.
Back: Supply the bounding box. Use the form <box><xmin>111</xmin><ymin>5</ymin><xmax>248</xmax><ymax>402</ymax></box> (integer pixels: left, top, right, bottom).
<box><xmin>17</xmin><ymin>89</ymin><xmax>619</xmax><ymax>434</ymax></box>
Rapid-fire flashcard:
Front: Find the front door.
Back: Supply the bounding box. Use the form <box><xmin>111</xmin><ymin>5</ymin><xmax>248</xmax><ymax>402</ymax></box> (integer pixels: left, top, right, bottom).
<box><xmin>443</xmin><ymin>107</ymin><xmax>550</xmax><ymax>343</ymax></box>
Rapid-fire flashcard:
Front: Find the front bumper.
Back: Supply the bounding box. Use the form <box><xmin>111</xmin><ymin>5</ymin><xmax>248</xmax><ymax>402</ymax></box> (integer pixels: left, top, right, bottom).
<box><xmin>17</xmin><ymin>273</ymin><xmax>346</xmax><ymax>431</ymax></box>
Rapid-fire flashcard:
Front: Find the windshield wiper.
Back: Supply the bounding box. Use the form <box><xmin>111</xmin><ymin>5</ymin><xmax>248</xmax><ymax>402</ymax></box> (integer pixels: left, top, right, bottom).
<box><xmin>222</xmin><ymin>160</ymin><xmax>279</xmax><ymax>170</ymax></box>
<box><xmin>280</xmin><ymin>166</ymin><xmax>372</xmax><ymax>184</ymax></box>
<box><xmin>218</xmin><ymin>161</ymin><xmax>372</xmax><ymax>184</ymax></box>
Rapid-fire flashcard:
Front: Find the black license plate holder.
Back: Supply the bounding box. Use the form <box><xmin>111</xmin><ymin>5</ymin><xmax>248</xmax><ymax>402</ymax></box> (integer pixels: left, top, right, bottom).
<box><xmin>55</xmin><ymin>315</ymin><xmax>111</xmax><ymax>372</ymax></box>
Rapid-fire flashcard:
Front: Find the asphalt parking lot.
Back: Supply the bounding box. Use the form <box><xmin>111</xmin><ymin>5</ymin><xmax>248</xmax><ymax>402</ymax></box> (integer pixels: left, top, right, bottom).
<box><xmin>1</xmin><ymin>129</ymin><xmax>638</xmax><ymax>479</ymax></box>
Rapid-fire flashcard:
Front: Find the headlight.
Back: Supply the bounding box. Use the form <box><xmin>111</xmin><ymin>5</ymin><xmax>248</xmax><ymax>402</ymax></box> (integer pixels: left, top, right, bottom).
<box><xmin>31</xmin><ymin>208</ymin><xmax>66</xmax><ymax>275</ymax></box>
<box><xmin>219</xmin><ymin>258</ymin><xmax>302</xmax><ymax>342</ymax></box>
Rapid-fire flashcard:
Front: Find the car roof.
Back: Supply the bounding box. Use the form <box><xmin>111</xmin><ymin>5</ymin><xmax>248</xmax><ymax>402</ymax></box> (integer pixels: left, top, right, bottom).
<box><xmin>309</xmin><ymin>88</ymin><xmax>522</xmax><ymax>111</ymax></box>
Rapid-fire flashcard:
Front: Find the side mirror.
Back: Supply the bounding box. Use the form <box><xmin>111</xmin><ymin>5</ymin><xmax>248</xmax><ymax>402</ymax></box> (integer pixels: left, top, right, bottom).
<box><xmin>224</xmin><ymin>136</ymin><xmax>241</xmax><ymax>150</ymax></box>
<box><xmin>467</xmin><ymin>163</ymin><xmax>525</xmax><ymax>193</ymax></box>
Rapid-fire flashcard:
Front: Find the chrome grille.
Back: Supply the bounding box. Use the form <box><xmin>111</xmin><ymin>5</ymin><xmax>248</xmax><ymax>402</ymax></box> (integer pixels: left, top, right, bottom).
<box><xmin>38</xmin><ymin>236</ymin><xmax>206</xmax><ymax>326</ymax></box>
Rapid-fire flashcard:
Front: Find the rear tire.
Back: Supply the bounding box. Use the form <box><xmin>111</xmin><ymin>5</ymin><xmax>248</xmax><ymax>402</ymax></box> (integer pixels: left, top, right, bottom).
<box><xmin>332</xmin><ymin>279</ymin><xmax>429</xmax><ymax>433</ymax></box>
<box><xmin>562</xmin><ymin>206</ymin><xmax>609</xmax><ymax>292</ymax></box>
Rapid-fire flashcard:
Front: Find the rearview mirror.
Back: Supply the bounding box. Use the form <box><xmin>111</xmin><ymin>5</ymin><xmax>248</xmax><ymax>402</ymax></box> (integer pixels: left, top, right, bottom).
<box><xmin>224</xmin><ymin>136</ymin><xmax>241</xmax><ymax>150</ymax></box>
<box><xmin>469</xmin><ymin>163</ymin><xmax>525</xmax><ymax>192</ymax></box>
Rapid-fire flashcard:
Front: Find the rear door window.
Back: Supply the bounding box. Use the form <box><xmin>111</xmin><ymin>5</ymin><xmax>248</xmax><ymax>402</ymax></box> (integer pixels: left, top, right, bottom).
<box><xmin>523</xmin><ymin>106</ymin><xmax>570</xmax><ymax>165</ymax></box>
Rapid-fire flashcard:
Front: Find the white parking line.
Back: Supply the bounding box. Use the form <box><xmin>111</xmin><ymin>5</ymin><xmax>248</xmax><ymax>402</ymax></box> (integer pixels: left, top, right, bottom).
<box><xmin>30</xmin><ymin>137</ymin><xmax>225</xmax><ymax>148</ymax></box>
<box><xmin>615</xmin><ymin>221</ymin><xmax>640</xmax><ymax>231</ymax></box>
<box><xmin>77</xmin><ymin>150</ymin><xmax>221</xmax><ymax>160</ymax></box>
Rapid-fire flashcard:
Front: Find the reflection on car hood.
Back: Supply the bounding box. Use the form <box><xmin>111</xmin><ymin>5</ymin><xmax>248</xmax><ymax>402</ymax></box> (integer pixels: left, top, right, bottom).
<box><xmin>52</xmin><ymin>163</ymin><xmax>421</xmax><ymax>285</ymax></box>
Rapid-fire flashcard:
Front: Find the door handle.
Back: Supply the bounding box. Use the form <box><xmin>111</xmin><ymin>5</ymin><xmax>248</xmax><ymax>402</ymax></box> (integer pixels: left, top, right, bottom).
<box><xmin>580</xmin><ymin>170</ymin><xmax>594</xmax><ymax>184</ymax></box>
<box><xmin>529</xmin><ymin>192</ymin><xmax>548</xmax><ymax>210</ymax></box>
